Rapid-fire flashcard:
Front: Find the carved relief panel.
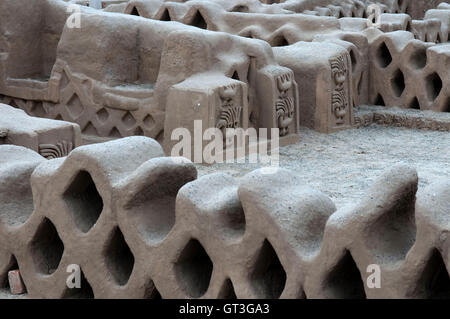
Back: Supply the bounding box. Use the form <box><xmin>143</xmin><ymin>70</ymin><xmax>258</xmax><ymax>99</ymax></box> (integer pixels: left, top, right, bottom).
<box><xmin>255</xmin><ymin>66</ymin><xmax>299</xmax><ymax>141</ymax></box>
<box><xmin>216</xmin><ymin>83</ymin><xmax>244</xmax><ymax>147</ymax></box>
<box><xmin>329</xmin><ymin>53</ymin><xmax>353</xmax><ymax>129</ymax></box>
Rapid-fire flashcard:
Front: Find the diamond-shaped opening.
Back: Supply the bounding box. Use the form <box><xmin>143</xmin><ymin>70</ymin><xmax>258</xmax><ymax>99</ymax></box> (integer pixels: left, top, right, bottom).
<box><xmin>104</xmin><ymin>227</ymin><xmax>135</xmax><ymax>286</ymax></box>
<box><xmin>426</xmin><ymin>72</ymin><xmax>443</xmax><ymax>101</ymax></box>
<box><xmin>143</xmin><ymin>279</ymin><xmax>162</xmax><ymax>299</ymax></box>
<box><xmin>159</xmin><ymin>8</ymin><xmax>171</xmax><ymax>21</ymax></box>
<box><xmin>391</xmin><ymin>69</ymin><xmax>405</xmax><ymax>97</ymax></box>
<box><xmin>96</xmin><ymin>108</ymin><xmax>109</xmax><ymax>124</ymax></box>
<box><xmin>62</xmin><ymin>268</ymin><xmax>94</xmax><ymax>299</ymax></box>
<box><xmin>130</xmin><ymin>6</ymin><xmax>140</xmax><ymax>16</ymax></box>
<box><xmin>218</xmin><ymin>278</ymin><xmax>237</xmax><ymax>299</ymax></box>
<box><xmin>175</xmin><ymin>239</ymin><xmax>213</xmax><ymax>298</ymax></box>
<box><xmin>189</xmin><ymin>11</ymin><xmax>207</xmax><ymax>29</ymax></box>
<box><xmin>409</xmin><ymin>48</ymin><xmax>427</xmax><ymax>69</ymax></box>
<box><xmin>374</xmin><ymin>93</ymin><xmax>386</xmax><ymax>106</ymax></box>
<box><xmin>66</xmin><ymin>93</ymin><xmax>84</xmax><ymax>119</ymax></box>
<box><xmin>122</xmin><ymin>111</ymin><xmax>137</xmax><ymax>129</ymax></box>
<box><xmin>30</xmin><ymin>218</ymin><xmax>64</xmax><ymax>275</ymax></box>
<box><xmin>409</xmin><ymin>97</ymin><xmax>420</xmax><ymax>109</ymax></box>
<box><xmin>323</xmin><ymin>250</ymin><xmax>366</xmax><ymax>299</ymax></box>
<box><xmin>250</xmin><ymin>239</ymin><xmax>286</xmax><ymax>299</ymax></box>
<box><xmin>63</xmin><ymin>170</ymin><xmax>103</xmax><ymax>233</ymax></box>
<box><xmin>143</xmin><ymin>114</ymin><xmax>155</xmax><ymax>128</ymax></box>
<box><xmin>415</xmin><ymin>249</ymin><xmax>450</xmax><ymax>299</ymax></box>
<box><xmin>376</xmin><ymin>42</ymin><xmax>392</xmax><ymax>68</ymax></box>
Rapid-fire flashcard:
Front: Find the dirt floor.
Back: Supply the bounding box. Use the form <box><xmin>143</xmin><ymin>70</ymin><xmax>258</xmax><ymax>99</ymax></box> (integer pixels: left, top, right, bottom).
<box><xmin>195</xmin><ymin>124</ymin><xmax>450</xmax><ymax>209</ymax></box>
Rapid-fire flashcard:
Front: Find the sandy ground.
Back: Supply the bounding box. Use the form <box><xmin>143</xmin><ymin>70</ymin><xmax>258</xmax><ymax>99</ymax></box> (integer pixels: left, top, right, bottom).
<box><xmin>195</xmin><ymin>124</ymin><xmax>450</xmax><ymax>209</ymax></box>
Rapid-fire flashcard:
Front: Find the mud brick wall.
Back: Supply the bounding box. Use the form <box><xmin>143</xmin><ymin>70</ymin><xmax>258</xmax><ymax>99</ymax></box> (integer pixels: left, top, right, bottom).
<box><xmin>281</xmin><ymin>0</ymin><xmax>445</xmax><ymax>19</ymax></box>
<box><xmin>422</xmin><ymin>4</ymin><xmax>450</xmax><ymax>42</ymax></box>
<box><xmin>116</xmin><ymin>1</ymin><xmax>449</xmax><ymax>116</ymax></box>
<box><xmin>368</xmin><ymin>31</ymin><xmax>450</xmax><ymax>112</ymax></box>
<box><xmin>1</xmin><ymin>0</ymin><xmax>449</xmax><ymax>143</ymax></box>
<box><xmin>1</xmin><ymin>0</ymin><xmax>302</xmax><ymax>142</ymax></box>
<box><xmin>1</xmin><ymin>137</ymin><xmax>449</xmax><ymax>299</ymax></box>
<box><xmin>118</xmin><ymin>0</ymin><xmax>342</xmax><ymax>44</ymax></box>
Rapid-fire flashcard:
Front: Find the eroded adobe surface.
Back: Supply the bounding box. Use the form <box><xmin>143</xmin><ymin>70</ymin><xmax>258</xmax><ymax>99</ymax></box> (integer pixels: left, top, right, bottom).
<box><xmin>0</xmin><ymin>136</ymin><xmax>449</xmax><ymax>299</ymax></box>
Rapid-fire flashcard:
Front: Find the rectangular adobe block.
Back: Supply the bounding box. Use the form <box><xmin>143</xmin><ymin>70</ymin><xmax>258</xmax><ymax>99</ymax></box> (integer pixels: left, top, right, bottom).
<box><xmin>8</xmin><ymin>270</ymin><xmax>26</xmax><ymax>295</ymax></box>
<box><xmin>255</xmin><ymin>66</ymin><xmax>300</xmax><ymax>141</ymax></box>
<box><xmin>163</xmin><ymin>74</ymin><xmax>249</xmax><ymax>161</ymax></box>
<box><xmin>0</xmin><ymin>103</ymin><xmax>82</xmax><ymax>159</ymax></box>
<box><xmin>274</xmin><ymin>42</ymin><xmax>354</xmax><ymax>133</ymax></box>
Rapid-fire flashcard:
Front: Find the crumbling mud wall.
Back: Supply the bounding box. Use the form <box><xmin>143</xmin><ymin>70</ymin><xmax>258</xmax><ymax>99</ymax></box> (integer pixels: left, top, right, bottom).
<box><xmin>0</xmin><ymin>0</ymin><xmax>303</xmax><ymax>146</ymax></box>
<box><xmin>278</xmin><ymin>0</ymin><xmax>446</xmax><ymax>19</ymax></box>
<box><xmin>368</xmin><ymin>31</ymin><xmax>449</xmax><ymax>112</ymax></box>
<box><xmin>118</xmin><ymin>0</ymin><xmax>341</xmax><ymax>43</ymax></box>
<box><xmin>2</xmin><ymin>0</ymin><xmax>449</xmax><ymax>144</ymax></box>
<box><xmin>0</xmin><ymin>137</ymin><xmax>449</xmax><ymax>299</ymax></box>
<box><xmin>115</xmin><ymin>0</ymin><xmax>449</xmax><ymax>116</ymax></box>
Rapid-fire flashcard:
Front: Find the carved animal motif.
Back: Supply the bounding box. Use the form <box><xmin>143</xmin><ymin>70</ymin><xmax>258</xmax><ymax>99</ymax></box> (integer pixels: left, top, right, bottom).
<box><xmin>276</xmin><ymin>73</ymin><xmax>294</xmax><ymax>136</ymax></box>
<box><xmin>217</xmin><ymin>84</ymin><xmax>243</xmax><ymax>147</ymax></box>
<box><xmin>330</xmin><ymin>55</ymin><xmax>349</xmax><ymax>125</ymax></box>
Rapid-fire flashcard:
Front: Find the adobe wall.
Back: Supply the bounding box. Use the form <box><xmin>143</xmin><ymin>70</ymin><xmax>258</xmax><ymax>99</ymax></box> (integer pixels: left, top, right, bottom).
<box><xmin>0</xmin><ymin>137</ymin><xmax>449</xmax><ymax>298</ymax></box>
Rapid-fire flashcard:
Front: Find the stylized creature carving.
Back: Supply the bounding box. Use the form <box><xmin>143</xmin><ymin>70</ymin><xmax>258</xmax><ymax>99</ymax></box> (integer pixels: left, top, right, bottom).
<box><xmin>330</xmin><ymin>55</ymin><xmax>349</xmax><ymax>124</ymax></box>
<box><xmin>276</xmin><ymin>73</ymin><xmax>294</xmax><ymax>136</ymax></box>
<box><xmin>217</xmin><ymin>84</ymin><xmax>243</xmax><ymax>147</ymax></box>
